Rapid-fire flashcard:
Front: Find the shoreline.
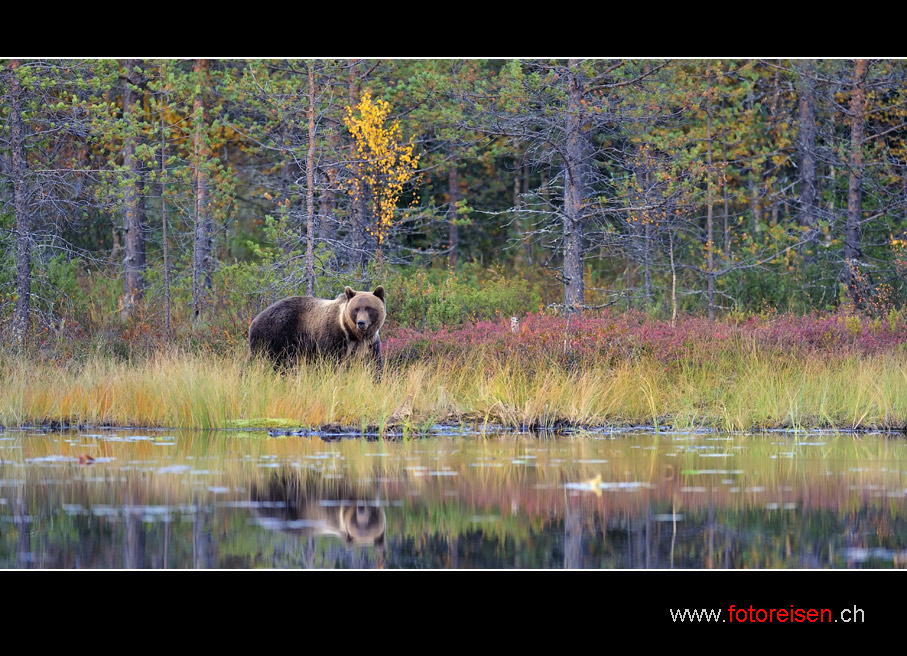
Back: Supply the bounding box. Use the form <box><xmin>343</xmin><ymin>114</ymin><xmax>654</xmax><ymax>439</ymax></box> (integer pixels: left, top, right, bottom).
<box><xmin>5</xmin><ymin>419</ymin><xmax>907</xmax><ymax>438</ymax></box>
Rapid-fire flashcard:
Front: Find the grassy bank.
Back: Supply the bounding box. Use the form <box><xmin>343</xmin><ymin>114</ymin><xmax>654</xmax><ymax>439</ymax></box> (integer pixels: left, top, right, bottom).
<box><xmin>3</xmin><ymin>337</ymin><xmax>907</xmax><ymax>431</ymax></box>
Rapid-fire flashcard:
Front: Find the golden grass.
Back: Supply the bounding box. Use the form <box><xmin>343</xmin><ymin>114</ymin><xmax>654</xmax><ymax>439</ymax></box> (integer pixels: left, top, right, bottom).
<box><xmin>2</xmin><ymin>345</ymin><xmax>907</xmax><ymax>431</ymax></box>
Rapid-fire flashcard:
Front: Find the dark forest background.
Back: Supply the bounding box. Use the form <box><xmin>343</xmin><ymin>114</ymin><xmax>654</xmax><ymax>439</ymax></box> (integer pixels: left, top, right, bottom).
<box><xmin>2</xmin><ymin>59</ymin><xmax>905</xmax><ymax>353</ymax></box>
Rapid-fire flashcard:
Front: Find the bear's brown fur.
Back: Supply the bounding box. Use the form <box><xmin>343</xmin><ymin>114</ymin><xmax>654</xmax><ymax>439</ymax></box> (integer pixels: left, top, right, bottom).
<box><xmin>249</xmin><ymin>286</ymin><xmax>386</xmax><ymax>371</ymax></box>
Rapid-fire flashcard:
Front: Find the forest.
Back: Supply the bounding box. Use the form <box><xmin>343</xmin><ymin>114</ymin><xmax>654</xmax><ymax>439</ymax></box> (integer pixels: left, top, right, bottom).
<box><xmin>7</xmin><ymin>58</ymin><xmax>907</xmax><ymax>581</ymax></box>
<box><xmin>2</xmin><ymin>58</ymin><xmax>906</xmax><ymax>351</ymax></box>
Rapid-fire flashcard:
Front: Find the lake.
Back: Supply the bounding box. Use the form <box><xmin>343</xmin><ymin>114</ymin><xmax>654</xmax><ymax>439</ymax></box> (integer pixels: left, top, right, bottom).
<box><xmin>1</xmin><ymin>427</ymin><xmax>906</xmax><ymax>568</ymax></box>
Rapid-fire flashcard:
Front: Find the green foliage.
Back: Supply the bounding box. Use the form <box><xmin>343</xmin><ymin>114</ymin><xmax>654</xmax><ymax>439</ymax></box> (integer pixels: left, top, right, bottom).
<box><xmin>385</xmin><ymin>262</ymin><xmax>545</xmax><ymax>330</ymax></box>
<box><xmin>217</xmin><ymin>213</ymin><xmax>337</xmax><ymax>303</ymax></box>
<box><xmin>6</xmin><ymin>59</ymin><xmax>907</xmax><ymax>354</ymax></box>
<box><xmin>38</xmin><ymin>254</ymin><xmax>84</xmax><ymax>314</ymax></box>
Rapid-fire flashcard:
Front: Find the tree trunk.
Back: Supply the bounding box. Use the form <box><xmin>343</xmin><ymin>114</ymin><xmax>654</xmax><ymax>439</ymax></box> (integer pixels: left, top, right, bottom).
<box><xmin>563</xmin><ymin>501</ymin><xmax>583</xmax><ymax>569</ymax></box>
<box><xmin>191</xmin><ymin>59</ymin><xmax>211</xmax><ymax>325</ymax></box>
<box><xmin>123</xmin><ymin>503</ymin><xmax>146</xmax><ymax>569</ymax></box>
<box><xmin>277</xmin><ymin>125</ymin><xmax>293</xmax><ymax>257</ymax></box>
<box><xmin>15</xmin><ymin>497</ymin><xmax>31</xmax><ymax>569</ymax></box>
<box><xmin>705</xmin><ymin>65</ymin><xmax>716</xmax><ymax>320</ymax></box>
<box><xmin>797</xmin><ymin>61</ymin><xmax>818</xmax><ymax>244</ymax></box>
<box><xmin>845</xmin><ymin>59</ymin><xmax>868</xmax><ymax>306</ymax></box>
<box><xmin>513</xmin><ymin>156</ymin><xmax>522</xmax><ymax>260</ymax></box>
<box><xmin>306</xmin><ymin>63</ymin><xmax>316</xmax><ymax>296</ymax></box>
<box><xmin>828</xmin><ymin>164</ymin><xmax>836</xmax><ymax>214</ymax></box>
<box><xmin>562</xmin><ymin>59</ymin><xmax>584</xmax><ymax>312</ymax></box>
<box><xmin>318</xmin><ymin>184</ymin><xmax>336</xmax><ymax>240</ymax></box>
<box><xmin>750</xmin><ymin>172</ymin><xmax>763</xmax><ymax>233</ymax></box>
<box><xmin>319</xmin><ymin>125</ymin><xmax>339</xmax><ymax>244</ymax></box>
<box><xmin>625</xmin><ymin>257</ymin><xmax>632</xmax><ymax>310</ymax></box>
<box><xmin>721</xmin><ymin>133</ymin><xmax>730</xmax><ymax>259</ymax></box>
<box><xmin>9</xmin><ymin>60</ymin><xmax>31</xmax><ymax>347</ymax></box>
<box><xmin>669</xmin><ymin>231</ymin><xmax>677</xmax><ymax>327</ymax></box>
<box><xmin>159</xmin><ymin>62</ymin><xmax>171</xmax><ymax>336</ymax></box>
<box><xmin>122</xmin><ymin>59</ymin><xmax>146</xmax><ymax>317</ymax></box>
<box><xmin>448</xmin><ymin>157</ymin><xmax>459</xmax><ymax>268</ymax></box>
<box><xmin>348</xmin><ymin>61</ymin><xmax>369</xmax><ymax>275</ymax></box>
<box><xmin>516</xmin><ymin>156</ymin><xmax>532</xmax><ymax>266</ymax></box>
<box><xmin>644</xmin><ymin>218</ymin><xmax>652</xmax><ymax>307</ymax></box>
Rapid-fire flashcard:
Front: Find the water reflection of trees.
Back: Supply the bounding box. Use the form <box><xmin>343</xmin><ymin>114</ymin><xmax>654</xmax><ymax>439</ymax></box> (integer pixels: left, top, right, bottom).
<box><xmin>4</xmin><ymin>431</ymin><xmax>907</xmax><ymax>568</ymax></box>
<box><xmin>4</xmin><ymin>492</ymin><xmax>907</xmax><ymax>568</ymax></box>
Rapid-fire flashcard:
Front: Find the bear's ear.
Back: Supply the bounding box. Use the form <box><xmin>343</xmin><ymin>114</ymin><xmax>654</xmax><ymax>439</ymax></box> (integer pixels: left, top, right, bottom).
<box><xmin>372</xmin><ymin>286</ymin><xmax>385</xmax><ymax>304</ymax></box>
<box><xmin>344</xmin><ymin>286</ymin><xmax>357</xmax><ymax>300</ymax></box>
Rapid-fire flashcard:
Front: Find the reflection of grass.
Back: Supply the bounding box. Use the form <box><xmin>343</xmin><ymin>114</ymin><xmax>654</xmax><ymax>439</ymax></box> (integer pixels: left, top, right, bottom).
<box><xmin>3</xmin><ymin>346</ymin><xmax>907</xmax><ymax>430</ymax></box>
<box><xmin>12</xmin><ymin>428</ymin><xmax>907</xmax><ymax>516</ymax></box>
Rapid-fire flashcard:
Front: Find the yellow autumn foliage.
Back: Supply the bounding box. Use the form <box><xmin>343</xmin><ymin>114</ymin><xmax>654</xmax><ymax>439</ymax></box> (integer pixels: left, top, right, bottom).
<box><xmin>344</xmin><ymin>91</ymin><xmax>420</xmax><ymax>244</ymax></box>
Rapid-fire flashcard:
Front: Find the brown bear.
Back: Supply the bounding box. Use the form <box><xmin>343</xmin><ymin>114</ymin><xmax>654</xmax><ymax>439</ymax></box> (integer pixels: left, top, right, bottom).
<box><xmin>249</xmin><ymin>286</ymin><xmax>386</xmax><ymax>372</ymax></box>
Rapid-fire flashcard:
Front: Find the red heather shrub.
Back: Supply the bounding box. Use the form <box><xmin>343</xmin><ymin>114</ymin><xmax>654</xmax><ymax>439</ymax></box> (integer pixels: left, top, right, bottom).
<box><xmin>382</xmin><ymin>310</ymin><xmax>907</xmax><ymax>365</ymax></box>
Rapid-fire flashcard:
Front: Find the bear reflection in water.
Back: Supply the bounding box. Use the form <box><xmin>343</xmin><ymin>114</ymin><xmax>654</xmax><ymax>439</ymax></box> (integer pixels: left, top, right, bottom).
<box><xmin>250</xmin><ymin>473</ymin><xmax>386</xmax><ymax>547</ymax></box>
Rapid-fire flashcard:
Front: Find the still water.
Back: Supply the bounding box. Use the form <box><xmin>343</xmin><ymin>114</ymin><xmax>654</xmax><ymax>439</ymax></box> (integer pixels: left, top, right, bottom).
<box><xmin>1</xmin><ymin>428</ymin><xmax>906</xmax><ymax>568</ymax></box>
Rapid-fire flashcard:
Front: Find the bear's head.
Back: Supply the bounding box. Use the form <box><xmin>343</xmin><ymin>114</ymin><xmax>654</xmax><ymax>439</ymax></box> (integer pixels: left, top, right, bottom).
<box><xmin>343</xmin><ymin>286</ymin><xmax>386</xmax><ymax>339</ymax></box>
<box><xmin>340</xmin><ymin>502</ymin><xmax>387</xmax><ymax>546</ymax></box>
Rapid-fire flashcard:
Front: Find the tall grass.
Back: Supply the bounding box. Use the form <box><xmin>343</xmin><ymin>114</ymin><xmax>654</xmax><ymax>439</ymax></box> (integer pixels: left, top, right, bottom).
<box><xmin>3</xmin><ymin>343</ymin><xmax>907</xmax><ymax>430</ymax></box>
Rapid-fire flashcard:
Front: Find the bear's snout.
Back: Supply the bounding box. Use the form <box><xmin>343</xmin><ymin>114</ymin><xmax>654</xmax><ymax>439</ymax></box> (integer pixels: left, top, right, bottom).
<box><xmin>353</xmin><ymin>308</ymin><xmax>375</xmax><ymax>332</ymax></box>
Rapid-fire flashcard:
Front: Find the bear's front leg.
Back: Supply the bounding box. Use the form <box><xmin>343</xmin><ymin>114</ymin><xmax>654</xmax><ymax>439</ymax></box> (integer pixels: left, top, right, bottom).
<box><xmin>369</xmin><ymin>338</ymin><xmax>384</xmax><ymax>381</ymax></box>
